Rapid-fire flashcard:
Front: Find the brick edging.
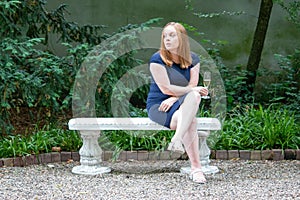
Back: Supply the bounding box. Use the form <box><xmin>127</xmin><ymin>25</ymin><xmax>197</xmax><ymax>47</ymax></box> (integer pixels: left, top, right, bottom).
<box><xmin>212</xmin><ymin>149</ymin><xmax>300</xmax><ymax>161</ymax></box>
<box><xmin>0</xmin><ymin>149</ymin><xmax>299</xmax><ymax>167</ymax></box>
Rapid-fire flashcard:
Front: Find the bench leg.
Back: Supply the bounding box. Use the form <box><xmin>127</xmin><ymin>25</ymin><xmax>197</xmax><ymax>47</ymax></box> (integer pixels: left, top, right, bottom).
<box><xmin>72</xmin><ymin>130</ymin><xmax>111</xmax><ymax>175</ymax></box>
<box><xmin>180</xmin><ymin>130</ymin><xmax>219</xmax><ymax>175</ymax></box>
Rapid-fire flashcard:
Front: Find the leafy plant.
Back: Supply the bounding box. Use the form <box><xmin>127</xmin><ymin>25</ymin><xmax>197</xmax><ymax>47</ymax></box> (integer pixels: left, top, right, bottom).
<box><xmin>0</xmin><ymin>125</ymin><xmax>81</xmax><ymax>158</ymax></box>
<box><xmin>214</xmin><ymin>104</ymin><xmax>300</xmax><ymax>150</ymax></box>
<box><xmin>0</xmin><ymin>0</ymin><xmax>106</xmax><ymax>136</ymax></box>
<box><xmin>103</xmin><ymin>130</ymin><xmax>174</xmax><ymax>152</ymax></box>
<box><xmin>0</xmin><ymin>0</ymin><xmax>161</xmax><ymax>135</ymax></box>
<box><xmin>262</xmin><ymin>49</ymin><xmax>300</xmax><ymax>120</ymax></box>
<box><xmin>197</xmin><ymin>39</ymin><xmax>254</xmax><ymax>112</ymax></box>
<box><xmin>0</xmin><ymin>37</ymin><xmax>86</xmax><ymax>135</ymax></box>
<box><xmin>275</xmin><ymin>0</ymin><xmax>300</xmax><ymax>28</ymax></box>
<box><xmin>0</xmin><ymin>0</ymin><xmax>106</xmax><ymax>44</ymax></box>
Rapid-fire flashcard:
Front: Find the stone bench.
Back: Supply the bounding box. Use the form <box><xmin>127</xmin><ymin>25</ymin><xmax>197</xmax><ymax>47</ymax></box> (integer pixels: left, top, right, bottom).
<box><xmin>68</xmin><ymin>117</ymin><xmax>221</xmax><ymax>175</ymax></box>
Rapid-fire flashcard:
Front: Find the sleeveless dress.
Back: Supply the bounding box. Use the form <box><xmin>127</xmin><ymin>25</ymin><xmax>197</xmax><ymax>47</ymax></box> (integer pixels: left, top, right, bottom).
<box><xmin>146</xmin><ymin>52</ymin><xmax>200</xmax><ymax>128</ymax></box>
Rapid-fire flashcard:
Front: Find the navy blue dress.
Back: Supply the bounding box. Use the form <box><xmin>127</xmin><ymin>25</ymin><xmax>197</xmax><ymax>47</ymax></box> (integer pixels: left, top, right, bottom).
<box><xmin>146</xmin><ymin>52</ymin><xmax>200</xmax><ymax>128</ymax></box>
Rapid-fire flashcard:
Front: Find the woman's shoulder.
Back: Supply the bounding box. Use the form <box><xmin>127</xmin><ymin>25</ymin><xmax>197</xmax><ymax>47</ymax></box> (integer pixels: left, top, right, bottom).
<box><xmin>191</xmin><ymin>52</ymin><xmax>200</xmax><ymax>67</ymax></box>
<box><xmin>150</xmin><ymin>52</ymin><xmax>165</xmax><ymax>65</ymax></box>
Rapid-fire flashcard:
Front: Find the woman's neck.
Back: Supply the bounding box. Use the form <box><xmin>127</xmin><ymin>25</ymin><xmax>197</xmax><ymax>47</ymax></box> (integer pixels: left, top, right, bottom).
<box><xmin>171</xmin><ymin>53</ymin><xmax>180</xmax><ymax>64</ymax></box>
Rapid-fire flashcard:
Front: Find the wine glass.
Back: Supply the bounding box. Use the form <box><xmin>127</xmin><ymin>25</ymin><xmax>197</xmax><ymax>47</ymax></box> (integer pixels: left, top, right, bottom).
<box><xmin>202</xmin><ymin>71</ymin><xmax>211</xmax><ymax>99</ymax></box>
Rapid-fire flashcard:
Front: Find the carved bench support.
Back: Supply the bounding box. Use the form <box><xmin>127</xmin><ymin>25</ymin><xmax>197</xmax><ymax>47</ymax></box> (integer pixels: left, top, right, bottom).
<box><xmin>72</xmin><ymin>130</ymin><xmax>111</xmax><ymax>175</ymax></box>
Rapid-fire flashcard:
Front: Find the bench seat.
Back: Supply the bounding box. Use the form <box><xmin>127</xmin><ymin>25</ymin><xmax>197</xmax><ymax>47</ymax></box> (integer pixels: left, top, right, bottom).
<box><xmin>68</xmin><ymin>117</ymin><xmax>221</xmax><ymax>131</ymax></box>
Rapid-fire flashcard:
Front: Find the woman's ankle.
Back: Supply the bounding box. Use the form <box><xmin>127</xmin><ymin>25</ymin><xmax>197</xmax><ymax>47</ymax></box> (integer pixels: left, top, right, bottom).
<box><xmin>191</xmin><ymin>164</ymin><xmax>202</xmax><ymax>171</ymax></box>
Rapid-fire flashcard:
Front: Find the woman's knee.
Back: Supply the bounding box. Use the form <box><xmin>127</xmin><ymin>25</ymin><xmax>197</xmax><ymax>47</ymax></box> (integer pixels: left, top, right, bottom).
<box><xmin>187</xmin><ymin>91</ymin><xmax>201</xmax><ymax>104</ymax></box>
<box><xmin>189</xmin><ymin>118</ymin><xmax>197</xmax><ymax>130</ymax></box>
<box><xmin>169</xmin><ymin>111</ymin><xmax>179</xmax><ymax>130</ymax></box>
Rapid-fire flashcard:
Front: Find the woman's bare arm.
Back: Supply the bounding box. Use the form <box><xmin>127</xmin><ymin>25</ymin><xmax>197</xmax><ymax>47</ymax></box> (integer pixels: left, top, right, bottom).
<box><xmin>189</xmin><ymin>63</ymin><xmax>200</xmax><ymax>87</ymax></box>
<box><xmin>150</xmin><ymin>63</ymin><xmax>192</xmax><ymax>96</ymax></box>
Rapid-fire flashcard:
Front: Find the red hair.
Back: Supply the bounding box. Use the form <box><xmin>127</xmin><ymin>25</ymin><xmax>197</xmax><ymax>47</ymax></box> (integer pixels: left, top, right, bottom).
<box><xmin>160</xmin><ymin>22</ymin><xmax>192</xmax><ymax>69</ymax></box>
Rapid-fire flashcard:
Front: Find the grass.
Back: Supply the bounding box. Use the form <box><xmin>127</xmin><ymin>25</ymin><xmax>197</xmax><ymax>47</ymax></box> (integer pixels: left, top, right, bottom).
<box><xmin>214</xmin><ymin>104</ymin><xmax>300</xmax><ymax>150</ymax></box>
<box><xmin>102</xmin><ymin>130</ymin><xmax>175</xmax><ymax>152</ymax></box>
<box><xmin>0</xmin><ymin>126</ymin><xmax>82</xmax><ymax>158</ymax></box>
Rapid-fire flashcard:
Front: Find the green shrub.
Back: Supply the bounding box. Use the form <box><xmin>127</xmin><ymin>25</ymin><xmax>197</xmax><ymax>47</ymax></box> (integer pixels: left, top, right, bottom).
<box><xmin>103</xmin><ymin>130</ymin><xmax>174</xmax><ymax>152</ymax></box>
<box><xmin>264</xmin><ymin>49</ymin><xmax>300</xmax><ymax>120</ymax></box>
<box><xmin>0</xmin><ymin>0</ymin><xmax>161</xmax><ymax>135</ymax></box>
<box><xmin>0</xmin><ymin>126</ymin><xmax>81</xmax><ymax>158</ymax></box>
<box><xmin>214</xmin><ymin>105</ymin><xmax>300</xmax><ymax>150</ymax></box>
<box><xmin>0</xmin><ymin>0</ymin><xmax>105</xmax><ymax>136</ymax></box>
<box><xmin>0</xmin><ymin>37</ymin><xmax>88</xmax><ymax>135</ymax></box>
<box><xmin>0</xmin><ymin>0</ymin><xmax>106</xmax><ymax>43</ymax></box>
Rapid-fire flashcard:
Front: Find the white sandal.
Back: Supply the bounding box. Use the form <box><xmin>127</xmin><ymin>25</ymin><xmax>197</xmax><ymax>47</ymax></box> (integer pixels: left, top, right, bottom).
<box><xmin>190</xmin><ymin>169</ymin><xmax>206</xmax><ymax>184</ymax></box>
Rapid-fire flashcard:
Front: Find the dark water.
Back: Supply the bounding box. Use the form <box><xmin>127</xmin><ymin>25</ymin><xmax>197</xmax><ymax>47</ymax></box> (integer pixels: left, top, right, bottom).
<box><xmin>47</xmin><ymin>0</ymin><xmax>299</xmax><ymax>68</ymax></box>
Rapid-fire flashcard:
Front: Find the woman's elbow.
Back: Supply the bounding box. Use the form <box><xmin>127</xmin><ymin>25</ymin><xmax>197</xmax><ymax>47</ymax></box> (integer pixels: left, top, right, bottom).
<box><xmin>160</xmin><ymin>87</ymin><xmax>174</xmax><ymax>96</ymax></box>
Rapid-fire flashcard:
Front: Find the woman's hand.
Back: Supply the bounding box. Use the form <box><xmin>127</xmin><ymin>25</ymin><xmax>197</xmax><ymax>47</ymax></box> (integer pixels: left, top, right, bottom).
<box><xmin>192</xmin><ymin>86</ymin><xmax>208</xmax><ymax>97</ymax></box>
<box><xmin>159</xmin><ymin>96</ymin><xmax>178</xmax><ymax>112</ymax></box>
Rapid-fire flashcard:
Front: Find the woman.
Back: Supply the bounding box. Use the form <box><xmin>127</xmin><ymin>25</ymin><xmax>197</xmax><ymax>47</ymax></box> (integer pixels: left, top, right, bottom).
<box><xmin>146</xmin><ymin>22</ymin><xmax>208</xmax><ymax>184</ymax></box>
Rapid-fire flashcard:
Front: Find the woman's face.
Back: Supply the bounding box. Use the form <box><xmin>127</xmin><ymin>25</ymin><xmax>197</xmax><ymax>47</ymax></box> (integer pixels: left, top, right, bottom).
<box><xmin>163</xmin><ymin>25</ymin><xmax>179</xmax><ymax>53</ymax></box>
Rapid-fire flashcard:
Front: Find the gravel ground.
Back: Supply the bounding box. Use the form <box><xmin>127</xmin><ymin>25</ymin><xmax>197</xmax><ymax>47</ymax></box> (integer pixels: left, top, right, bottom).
<box><xmin>0</xmin><ymin>159</ymin><xmax>299</xmax><ymax>200</ymax></box>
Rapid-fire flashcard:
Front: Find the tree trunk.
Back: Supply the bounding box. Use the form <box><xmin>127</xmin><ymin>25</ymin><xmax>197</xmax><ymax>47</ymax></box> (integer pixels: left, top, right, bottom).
<box><xmin>246</xmin><ymin>0</ymin><xmax>273</xmax><ymax>97</ymax></box>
